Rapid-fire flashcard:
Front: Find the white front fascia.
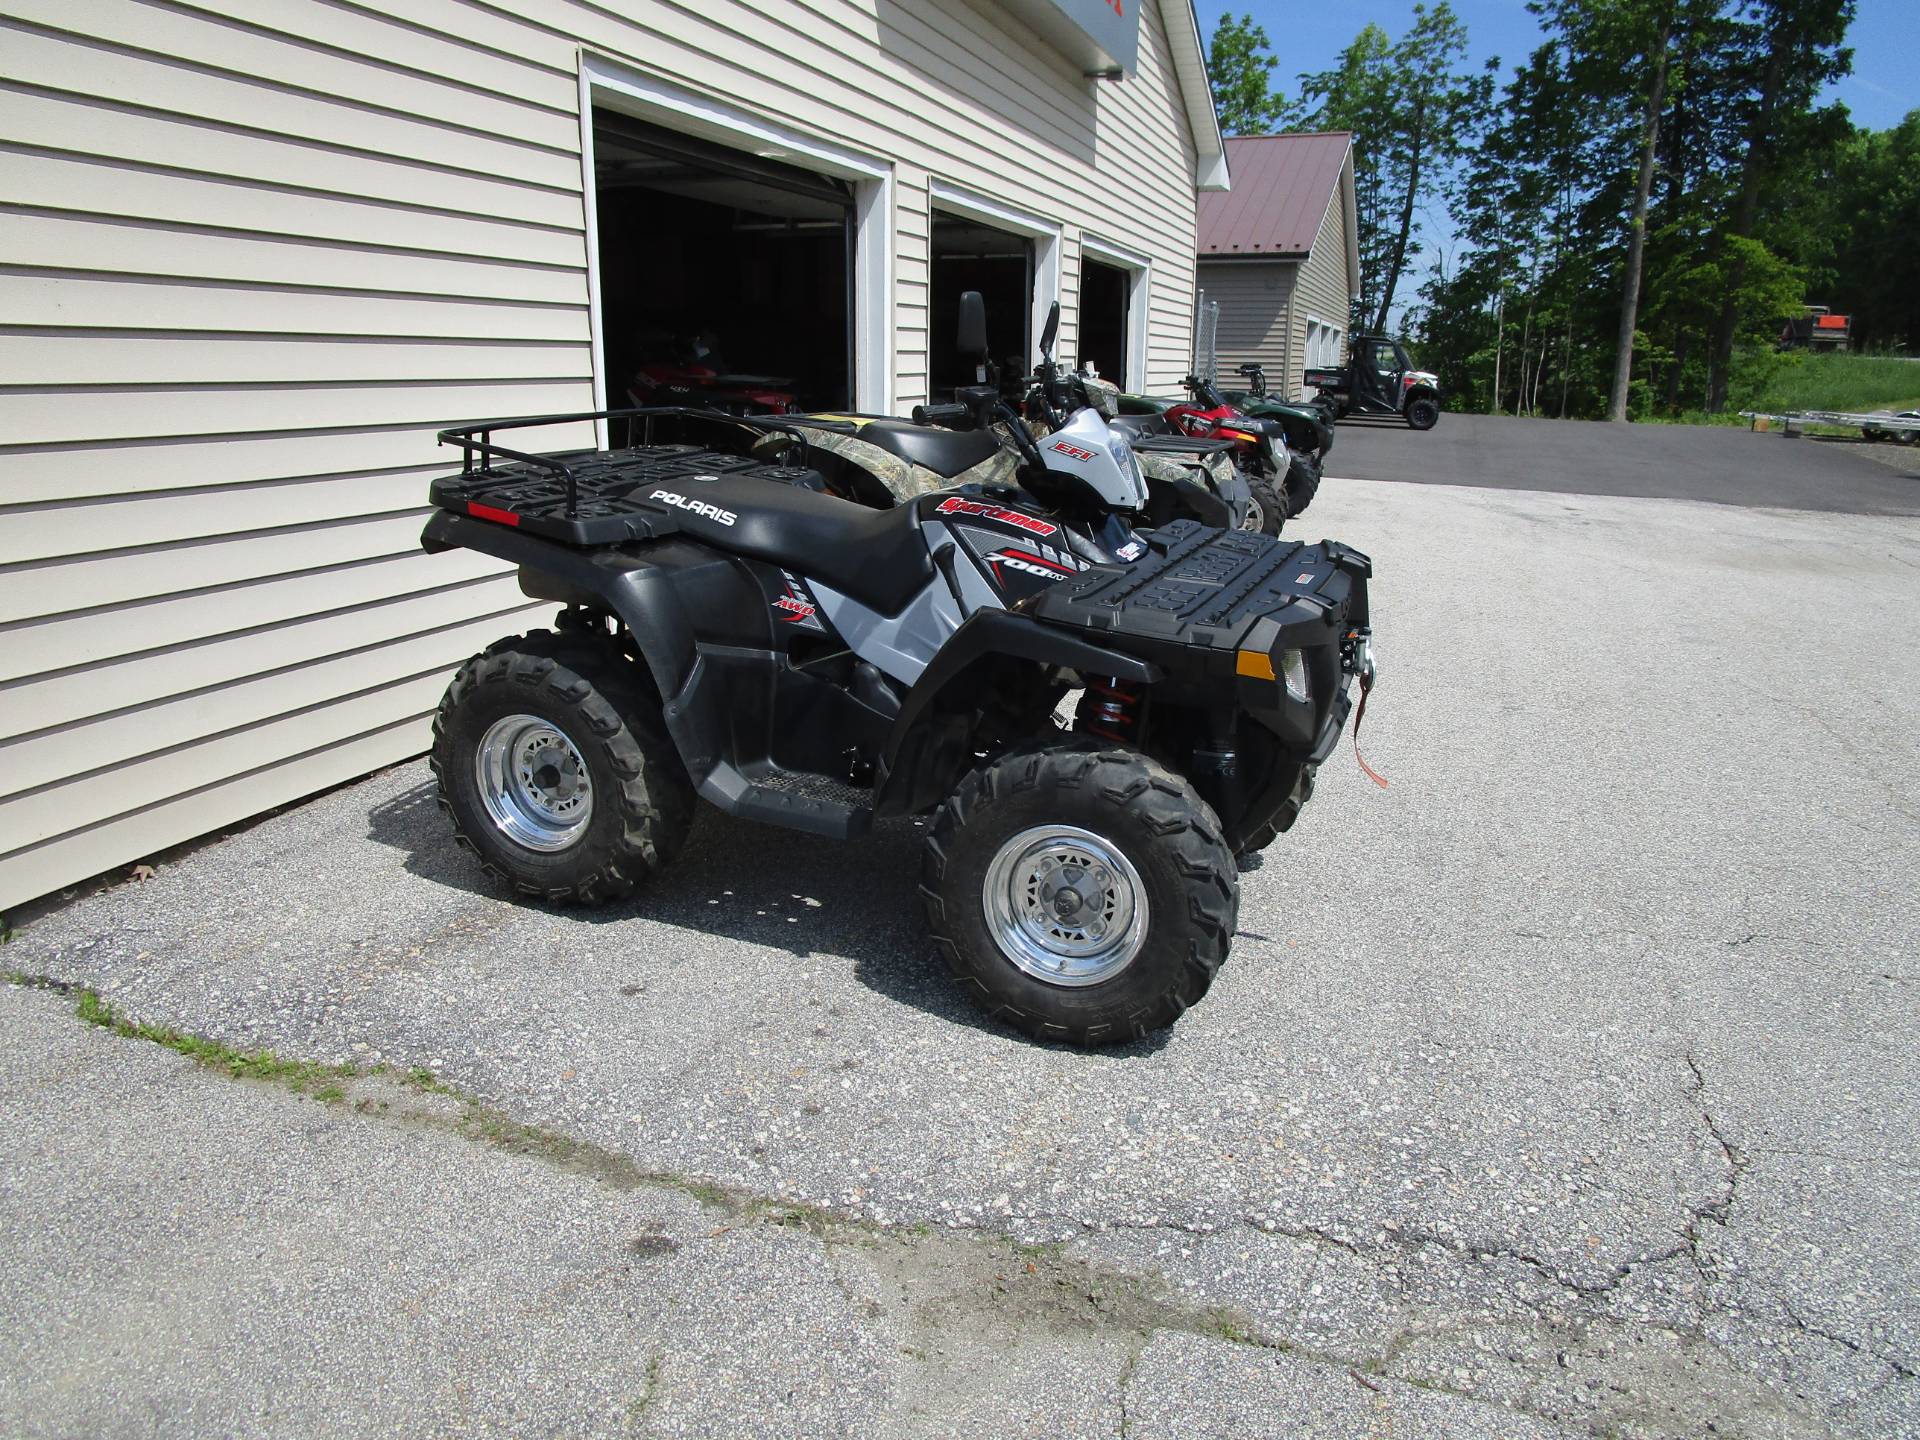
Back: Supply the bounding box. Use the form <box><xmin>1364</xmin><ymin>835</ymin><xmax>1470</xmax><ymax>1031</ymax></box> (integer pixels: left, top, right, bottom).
<box><xmin>577</xmin><ymin>53</ymin><xmax>895</xmax><ymax>433</ymax></box>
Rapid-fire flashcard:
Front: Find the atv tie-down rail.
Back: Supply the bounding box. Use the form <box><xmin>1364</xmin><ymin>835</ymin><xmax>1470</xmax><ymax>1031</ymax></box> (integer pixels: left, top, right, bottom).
<box><xmin>434</xmin><ymin>406</ymin><xmax>824</xmax><ymax>539</ymax></box>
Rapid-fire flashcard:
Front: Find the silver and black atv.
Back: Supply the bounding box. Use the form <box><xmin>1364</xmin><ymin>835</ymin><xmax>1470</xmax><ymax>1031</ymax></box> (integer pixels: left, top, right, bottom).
<box><xmin>742</xmin><ymin>298</ymin><xmax>1268</xmax><ymax>536</ymax></box>
<box><xmin>418</xmin><ymin>308</ymin><xmax>1377</xmax><ymax>1047</ymax></box>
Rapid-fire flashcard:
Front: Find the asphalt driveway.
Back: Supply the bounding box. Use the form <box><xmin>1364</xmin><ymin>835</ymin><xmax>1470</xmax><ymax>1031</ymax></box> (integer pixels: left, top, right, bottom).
<box><xmin>1325</xmin><ymin>411</ymin><xmax>1920</xmax><ymax>514</ymax></box>
<box><xmin>6</xmin><ymin>472</ymin><xmax>1918</xmax><ymax>1437</ymax></box>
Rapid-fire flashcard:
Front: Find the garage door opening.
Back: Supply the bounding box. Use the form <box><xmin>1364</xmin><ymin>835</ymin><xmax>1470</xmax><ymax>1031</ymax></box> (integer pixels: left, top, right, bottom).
<box><xmin>592</xmin><ymin>112</ymin><xmax>853</xmax><ymax>413</ymax></box>
<box><xmin>1078</xmin><ymin>258</ymin><xmax>1131</xmax><ymax>390</ymax></box>
<box><xmin>929</xmin><ymin>212</ymin><xmax>1032</xmax><ymax>398</ymax></box>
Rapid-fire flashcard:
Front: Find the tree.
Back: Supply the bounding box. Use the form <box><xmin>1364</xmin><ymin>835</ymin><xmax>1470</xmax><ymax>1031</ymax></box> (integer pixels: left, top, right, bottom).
<box><xmin>1609</xmin><ymin>4</ymin><xmax>1673</xmax><ymax>422</ymax></box>
<box><xmin>1826</xmin><ymin>111</ymin><xmax>1920</xmax><ymax>349</ymax></box>
<box><xmin>1411</xmin><ymin>0</ymin><xmax>1874</xmax><ymax>423</ymax></box>
<box><xmin>1285</xmin><ymin>4</ymin><xmax>1495</xmax><ymax>332</ymax></box>
<box><xmin>1207</xmin><ymin>14</ymin><xmax>1289</xmax><ymax>136</ymax></box>
<box><xmin>1702</xmin><ymin>0</ymin><xmax>1853</xmax><ymax>410</ymax></box>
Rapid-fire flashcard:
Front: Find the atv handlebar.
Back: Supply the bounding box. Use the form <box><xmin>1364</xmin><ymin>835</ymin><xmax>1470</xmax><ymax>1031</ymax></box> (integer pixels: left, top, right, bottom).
<box><xmin>911</xmin><ymin>402</ymin><xmax>971</xmax><ymax>426</ymax></box>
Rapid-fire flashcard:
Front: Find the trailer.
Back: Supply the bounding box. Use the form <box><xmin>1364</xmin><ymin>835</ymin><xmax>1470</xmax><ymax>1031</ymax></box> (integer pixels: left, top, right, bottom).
<box><xmin>1778</xmin><ymin>306</ymin><xmax>1852</xmax><ymax>351</ymax></box>
<box><xmin>1742</xmin><ymin>408</ymin><xmax>1920</xmax><ymax>442</ymax></box>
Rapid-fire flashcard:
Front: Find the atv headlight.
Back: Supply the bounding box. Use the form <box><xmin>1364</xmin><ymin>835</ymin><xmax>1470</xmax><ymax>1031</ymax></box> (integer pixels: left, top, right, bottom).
<box><xmin>1281</xmin><ymin>649</ymin><xmax>1308</xmax><ymax>702</ymax></box>
<box><xmin>1107</xmin><ymin>430</ymin><xmax>1148</xmax><ymax>509</ymax></box>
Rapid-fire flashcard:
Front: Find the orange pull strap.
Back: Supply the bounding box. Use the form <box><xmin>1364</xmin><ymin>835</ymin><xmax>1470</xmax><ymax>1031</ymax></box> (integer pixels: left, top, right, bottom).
<box><xmin>1352</xmin><ymin>676</ymin><xmax>1389</xmax><ymax>789</ymax></box>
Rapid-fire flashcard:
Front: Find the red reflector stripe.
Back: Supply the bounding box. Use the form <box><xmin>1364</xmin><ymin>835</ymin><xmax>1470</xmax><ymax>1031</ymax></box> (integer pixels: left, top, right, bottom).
<box><xmin>468</xmin><ymin>502</ymin><xmax>520</xmax><ymax>526</ymax></box>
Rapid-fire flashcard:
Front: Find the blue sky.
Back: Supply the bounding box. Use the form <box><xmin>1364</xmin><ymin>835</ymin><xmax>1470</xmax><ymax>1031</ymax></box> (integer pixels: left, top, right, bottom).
<box><xmin>1198</xmin><ymin>0</ymin><xmax>1920</xmax><ymax>132</ymax></box>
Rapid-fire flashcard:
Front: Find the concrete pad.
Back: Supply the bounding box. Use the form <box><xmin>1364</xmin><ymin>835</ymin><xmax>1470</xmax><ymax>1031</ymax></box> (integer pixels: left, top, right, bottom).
<box><xmin>8</xmin><ymin>476</ymin><xmax>1918</xmax><ymax>1435</ymax></box>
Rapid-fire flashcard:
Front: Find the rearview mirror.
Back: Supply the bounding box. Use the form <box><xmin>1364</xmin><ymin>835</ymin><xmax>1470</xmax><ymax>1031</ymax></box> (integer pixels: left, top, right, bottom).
<box><xmin>1039</xmin><ymin>300</ymin><xmax>1060</xmax><ymax>359</ymax></box>
<box><xmin>957</xmin><ymin>291</ymin><xmax>989</xmax><ymax>360</ymax></box>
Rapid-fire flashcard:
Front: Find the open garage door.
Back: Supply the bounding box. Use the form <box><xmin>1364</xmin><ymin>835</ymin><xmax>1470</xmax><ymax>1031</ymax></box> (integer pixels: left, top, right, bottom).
<box><xmin>1078</xmin><ymin>257</ymin><xmax>1131</xmax><ymax>390</ymax></box>
<box><xmin>592</xmin><ymin>112</ymin><xmax>853</xmax><ymax>413</ymax></box>
<box><xmin>930</xmin><ymin>212</ymin><xmax>1033</xmax><ymax>399</ymax></box>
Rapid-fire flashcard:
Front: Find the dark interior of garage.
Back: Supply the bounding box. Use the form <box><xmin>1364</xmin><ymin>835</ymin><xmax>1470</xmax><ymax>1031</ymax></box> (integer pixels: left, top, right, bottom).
<box><xmin>1077</xmin><ymin>258</ymin><xmax>1130</xmax><ymax>390</ymax></box>
<box><xmin>592</xmin><ymin>113</ymin><xmax>852</xmax><ymax>413</ymax></box>
<box><xmin>929</xmin><ymin>214</ymin><xmax>1031</xmax><ymax>399</ymax></box>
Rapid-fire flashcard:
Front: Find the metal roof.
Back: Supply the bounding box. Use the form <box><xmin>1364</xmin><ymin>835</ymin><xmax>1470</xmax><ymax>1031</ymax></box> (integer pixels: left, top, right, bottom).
<box><xmin>1196</xmin><ymin>132</ymin><xmax>1352</xmax><ymax>258</ymax></box>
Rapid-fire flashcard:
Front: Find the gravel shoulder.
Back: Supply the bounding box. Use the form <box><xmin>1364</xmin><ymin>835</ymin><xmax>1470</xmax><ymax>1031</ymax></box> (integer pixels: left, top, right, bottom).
<box><xmin>7</xmin><ymin>477</ymin><xmax>1918</xmax><ymax>1436</ymax></box>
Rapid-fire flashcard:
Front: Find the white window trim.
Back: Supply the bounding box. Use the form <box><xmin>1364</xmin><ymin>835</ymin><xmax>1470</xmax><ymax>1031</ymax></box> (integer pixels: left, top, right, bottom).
<box><xmin>1079</xmin><ymin>234</ymin><xmax>1151</xmax><ymax>391</ymax></box>
<box><xmin>577</xmin><ymin>53</ymin><xmax>896</xmax><ymax>439</ymax></box>
<box><xmin>928</xmin><ymin>179</ymin><xmax>1062</xmax><ymax>370</ymax></box>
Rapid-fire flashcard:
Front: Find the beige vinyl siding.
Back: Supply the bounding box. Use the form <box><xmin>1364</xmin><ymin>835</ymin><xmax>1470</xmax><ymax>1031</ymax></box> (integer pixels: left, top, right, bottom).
<box><xmin>1292</xmin><ymin>188</ymin><xmax>1354</xmax><ymax>398</ymax></box>
<box><xmin>1200</xmin><ymin>260</ymin><xmax>1297</xmax><ymax>390</ymax></box>
<box><xmin>0</xmin><ymin>0</ymin><xmax>1206</xmax><ymax>911</ymax></box>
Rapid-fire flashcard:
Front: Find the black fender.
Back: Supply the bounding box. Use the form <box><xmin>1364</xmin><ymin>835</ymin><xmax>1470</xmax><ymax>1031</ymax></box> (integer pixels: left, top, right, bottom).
<box><xmin>872</xmin><ymin>608</ymin><xmax>1159</xmax><ymax>817</ymax></box>
<box><xmin>421</xmin><ymin>511</ymin><xmax>727</xmax><ymax>780</ymax></box>
<box><xmin>1146</xmin><ymin>473</ymin><xmax>1234</xmax><ymax>530</ymax></box>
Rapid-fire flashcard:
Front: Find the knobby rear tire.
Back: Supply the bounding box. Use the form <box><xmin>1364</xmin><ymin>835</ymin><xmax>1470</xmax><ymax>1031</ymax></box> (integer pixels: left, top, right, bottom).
<box><xmin>430</xmin><ymin>629</ymin><xmax>694</xmax><ymax>905</ymax></box>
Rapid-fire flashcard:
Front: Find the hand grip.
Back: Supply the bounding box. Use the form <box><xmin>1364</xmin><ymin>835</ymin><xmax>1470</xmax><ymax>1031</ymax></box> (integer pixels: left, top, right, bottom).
<box><xmin>912</xmin><ymin>403</ymin><xmax>971</xmax><ymax>426</ymax></box>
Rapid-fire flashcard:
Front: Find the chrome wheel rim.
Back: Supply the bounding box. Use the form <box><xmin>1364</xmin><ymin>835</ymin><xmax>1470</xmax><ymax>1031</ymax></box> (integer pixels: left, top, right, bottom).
<box><xmin>474</xmin><ymin>714</ymin><xmax>593</xmax><ymax>852</ymax></box>
<box><xmin>982</xmin><ymin>824</ymin><xmax>1149</xmax><ymax>987</ymax></box>
<box><xmin>1239</xmin><ymin>496</ymin><xmax>1265</xmax><ymax>532</ymax></box>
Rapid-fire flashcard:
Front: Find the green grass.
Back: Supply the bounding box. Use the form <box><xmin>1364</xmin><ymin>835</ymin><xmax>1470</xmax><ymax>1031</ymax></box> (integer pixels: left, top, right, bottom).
<box><xmin>1749</xmin><ymin>353</ymin><xmax>1920</xmax><ymax>415</ymax></box>
<box><xmin>73</xmin><ymin>987</ymin><xmax>358</xmax><ymax>1093</ymax></box>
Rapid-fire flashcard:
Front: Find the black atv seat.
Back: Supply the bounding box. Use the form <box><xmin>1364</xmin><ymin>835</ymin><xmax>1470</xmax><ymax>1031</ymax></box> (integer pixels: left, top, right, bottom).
<box><xmin>847</xmin><ymin>417</ymin><xmax>1002</xmax><ymax>478</ymax></box>
<box><xmin>1108</xmin><ymin>413</ymin><xmax>1172</xmax><ymax>440</ymax></box>
<box><xmin>645</xmin><ymin>470</ymin><xmax>934</xmax><ymax>616</ymax></box>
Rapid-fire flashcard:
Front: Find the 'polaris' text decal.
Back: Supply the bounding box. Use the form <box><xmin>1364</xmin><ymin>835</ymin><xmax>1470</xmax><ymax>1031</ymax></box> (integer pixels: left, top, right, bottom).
<box><xmin>650</xmin><ymin>489</ymin><xmax>737</xmax><ymax>525</ymax></box>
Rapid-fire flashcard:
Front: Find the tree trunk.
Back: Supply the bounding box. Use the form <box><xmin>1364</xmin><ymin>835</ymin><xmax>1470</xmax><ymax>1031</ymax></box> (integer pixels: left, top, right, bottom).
<box><xmin>1666</xmin><ymin>330</ymin><xmax>1689</xmax><ymax>411</ymax></box>
<box><xmin>1371</xmin><ymin>92</ymin><xmax>1427</xmax><ymax>334</ymax></box>
<box><xmin>1517</xmin><ymin>252</ymin><xmax>1538</xmax><ymax>414</ymax></box>
<box><xmin>1706</xmin><ymin>37</ymin><xmax>1787</xmax><ymax>413</ymax></box>
<box><xmin>1608</xmin><ymin>10</ymin><xmax>1672</xmax><ymax>424</ymax></box>
<box><xmin>1560</xmin><ymin>304</ymin><xmax>1573</xmax><ymax>418</ymax></box>
<box><xmin>1492</xmin><ymin>290</ymin><xmax>1505</xmax><ymax>413</ymax></box>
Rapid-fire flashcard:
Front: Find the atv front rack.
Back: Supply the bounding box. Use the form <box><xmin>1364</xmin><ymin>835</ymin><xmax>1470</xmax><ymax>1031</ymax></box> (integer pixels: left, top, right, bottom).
<box><xmin>433</xmin><ymin>406</ymin><xmax>821</xmax><ymax>545</ymax></box>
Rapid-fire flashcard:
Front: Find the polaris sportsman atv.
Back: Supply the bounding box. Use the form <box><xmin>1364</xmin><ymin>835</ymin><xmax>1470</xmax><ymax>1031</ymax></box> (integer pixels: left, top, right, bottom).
<box><xmin>746</xmin><ymin>302</ymin><xmax>1270</xmax><ymax>536</ymax></box>
<box><xmin>419</xmin><ymin>302</ymin><xmax>1376</xmax><ymax>1047</ymax></box>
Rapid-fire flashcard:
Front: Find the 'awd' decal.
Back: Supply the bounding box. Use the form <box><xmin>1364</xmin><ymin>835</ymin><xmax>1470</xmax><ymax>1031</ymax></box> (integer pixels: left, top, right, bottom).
<box><xmin>1049</xmin><ymin>439</ymin><xmax>1096</xmax><ymax>462</ymax></box>
<box><xmin>933</xmin><ymin>495</ymin><xmax>1058</xmax><ymax>537</ymax></box>
<box><xmin>773</xmin><ymin>570</ymin><xmax>825</xmax><ymax>631</ymax></box>
<box><xmin>650</xmin><ymin>489</ymin><xmax>737</xmax><ymax>525</ymax></box>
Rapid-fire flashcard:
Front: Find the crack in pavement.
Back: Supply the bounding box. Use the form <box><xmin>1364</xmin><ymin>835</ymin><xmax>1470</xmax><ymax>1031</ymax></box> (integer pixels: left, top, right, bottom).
<box><xmin>1681</xmin><ymin>1051</ymin><xmax>1749</xmax><ymax>1283</ymax></box>
<box><xmin>1114</xmin><ymin>1335</ymin><xmax>1145</xmax><ymax>1439</ymax></box>
<box><xmin>1780</xmin><ymin>1298</ymin><xmax>1919</xmax><ymax>1385</ymax></box>
<box><xmin>11</xmin><ymin>976</ymin><xmax>1903</xmax><ymax>1435</ymax></box>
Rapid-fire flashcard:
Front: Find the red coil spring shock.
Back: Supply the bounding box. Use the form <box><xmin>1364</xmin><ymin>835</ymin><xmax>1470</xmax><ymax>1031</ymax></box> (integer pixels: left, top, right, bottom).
<box><xmin>1076</xmin><ymin>678</ymin><xmax>1142</xmax><ymax>743</ymax></box>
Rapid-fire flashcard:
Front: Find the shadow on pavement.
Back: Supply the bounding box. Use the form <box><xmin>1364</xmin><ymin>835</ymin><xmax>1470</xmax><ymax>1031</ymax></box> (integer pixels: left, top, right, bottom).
<box><xmin>365</xmin><ymin>779</ymin><xmax>1168</xmax><ymax>1055</ymax></box>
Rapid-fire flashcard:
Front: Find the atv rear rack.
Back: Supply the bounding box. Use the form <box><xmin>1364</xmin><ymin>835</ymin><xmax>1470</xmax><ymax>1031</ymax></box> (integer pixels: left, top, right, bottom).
<box><xmin>433</xmin><ymin>406</ymin><xmax>823</xmax><ymax>544</ymax></box>
<box><xmin>435</xmin><ymin>406</ymin><xmax>817</xmax><ymax>524</ymax></box>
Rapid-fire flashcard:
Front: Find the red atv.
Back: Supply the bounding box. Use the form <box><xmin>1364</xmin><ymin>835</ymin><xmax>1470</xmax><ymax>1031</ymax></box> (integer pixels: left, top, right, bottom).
<box><xmin>1163</xmin><ymin>375</ymin><xmax>1289</xmax><ymax>480</ymax></box>
<box><xmin>628</xmin><ymin>332</ymin><xmax>798</xmax><ymax>415</ymax></box>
